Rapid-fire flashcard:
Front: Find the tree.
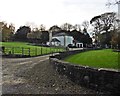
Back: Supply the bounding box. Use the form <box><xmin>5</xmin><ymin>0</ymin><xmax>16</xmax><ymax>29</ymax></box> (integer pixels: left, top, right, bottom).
<box><xmin>39</xmin><ymin>24</ymin><xmax>46</xmax><ymax>31</ymax></box>
<box><xmin>73</xmin><ymin>24</ymin><xmax>81</xmax><ymax>31</ymax></box>
<box><xmin>90</xmin><ymin>12</ymin><xmax>116</xmax><ymax>46</ymax></box>
<box><xmin>111</xmin><ymin>28</ymin><xmax>120</xmax><ymax>49</ymax></box>
<box><xmin>8</xmin><ymin>23</ymin><xmax>15</xmax><ymax>41</ymax></box>
<box><xmin>27</xmin><ymin>28</ymin><xmax>41</xmax><ymax>40</ymax></box>
<box><xmin>82</xmin><ymin>20</ymin><xmax>89</xmax><ymax>31</ymax></box>
<box><xmin>1</xmin><ymin>22</ymin><xmax>15</xmax><ymax>42</ymax></box>
<box><xmin>14</xmin><ymin>26</ymin><xmax>31</xmax><ymax>41</ymax></box>
<box><xmin>101</xmin><ymin>12</ymin><xmax>116</xmax><ymax>33</ymax></box>
<box><xmin>27</xmin><ymin>28</ymin><xmax>42</xmax><ymax>43</ymax></box>
<box><xmin>9</xmin><ymin>23</ymin><xmax>15</xmax><ymax>33</ymax></box>
<box><xmin>40</xmin><ymin>31</ymin><xmax>49</xmax><ymax>44</ymax></box>
<box><xmin>70</xmin><ymin>29</ymin><xmax>92</xmax><ymax>47</ymax></box>
<box><xmin>82</xmin><ymin>28</ymin><xmax>92</xmax><ymax>46</ymax></box>
<box><xmin>61</xmin><ymin>23</ymin><xmax>73</xmax><ymax>31</ymax></box>
<box><xmin>90</xmin><ymin>15</ymin><xmax>102</xmax><ymax>46</ymax></box>
<box><xmin>70</xmin><ymin>30</ymin><xmax>83</xmax><ymax>42</ymax></box>
<box><xmin>49</xmin><ymin>25</ymin><xmax>61</xmax><ymax>32</ymax></box>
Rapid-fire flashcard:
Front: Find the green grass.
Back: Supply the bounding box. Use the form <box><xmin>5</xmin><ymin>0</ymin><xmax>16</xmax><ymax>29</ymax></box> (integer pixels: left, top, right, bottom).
<box><xmin>1</xmin><ymin>42</ymin><xmax>64</xmax><ymax>56</ymax></box>
<box><xmin>65</xmin><ymin>49</ymin><xmax>119</xmax><ymax>69</ymax></box>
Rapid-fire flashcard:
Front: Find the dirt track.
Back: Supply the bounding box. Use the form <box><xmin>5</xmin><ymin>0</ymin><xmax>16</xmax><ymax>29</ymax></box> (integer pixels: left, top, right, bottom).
<box><xmin>2</xmin><ymin>55</ymin><xmax>102</xmax><ymax>94</ymax></box>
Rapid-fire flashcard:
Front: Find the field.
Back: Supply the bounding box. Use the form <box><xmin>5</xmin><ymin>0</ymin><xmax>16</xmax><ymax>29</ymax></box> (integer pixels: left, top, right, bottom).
<box><xmin>65</xmin><ymin>49</ymin><xmax>119</xmax><ymax>69</ymax></box>
<box><xmin>1</xmin><ymin>42</ymin><xmax>64</xmax><ymax>56</ymax></box>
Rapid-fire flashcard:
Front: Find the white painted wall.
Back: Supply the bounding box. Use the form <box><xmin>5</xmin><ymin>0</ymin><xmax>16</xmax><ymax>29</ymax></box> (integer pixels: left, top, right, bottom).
<box><xmin>52</xmin><ymin>36</ymin><xmax>74</xmax><ymax>47</ymax></box>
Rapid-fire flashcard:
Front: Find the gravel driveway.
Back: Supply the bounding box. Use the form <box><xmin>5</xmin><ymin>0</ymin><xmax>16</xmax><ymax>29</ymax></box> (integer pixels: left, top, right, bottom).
<box><xmin>2</xmin><ymin>55</ymin><xmax>103</xmax><ymax>94</ymax></box>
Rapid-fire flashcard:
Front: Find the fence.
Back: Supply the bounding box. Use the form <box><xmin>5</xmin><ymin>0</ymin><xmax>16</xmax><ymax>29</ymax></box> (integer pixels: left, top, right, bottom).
<box><xmin>2</xmin><ymin>46</ymin><xmax>65</xmax><ymax>57</ymax></box>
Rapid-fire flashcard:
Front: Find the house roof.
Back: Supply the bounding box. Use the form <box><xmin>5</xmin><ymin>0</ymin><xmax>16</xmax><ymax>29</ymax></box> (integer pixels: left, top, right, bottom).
<box><xmin>53</xmin><ymin>32</ymin><xmax>71</xmax><ymax>37</ymax></box>
<box><xmin>51</xmin><ymin>38</ymin><xmax>60</xmax><ymax>42</ymax></box>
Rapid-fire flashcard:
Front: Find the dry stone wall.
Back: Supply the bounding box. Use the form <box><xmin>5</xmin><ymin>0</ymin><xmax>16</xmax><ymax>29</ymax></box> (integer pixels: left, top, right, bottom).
<box><xmin>49</xmin><ymin>49</ymin><xmax>120</xmax><ymax>94</ymax></box>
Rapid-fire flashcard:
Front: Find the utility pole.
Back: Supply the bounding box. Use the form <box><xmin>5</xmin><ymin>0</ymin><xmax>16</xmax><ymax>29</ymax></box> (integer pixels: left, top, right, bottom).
<box><xmin>0</xmin><ymin>22</ymin><xmax>4</xmax><ymax>42</ymax></box>
<box><xmin>49</xmin><ymin>30</ymin><xmax>52</xmax><ymax>46</ymax></box>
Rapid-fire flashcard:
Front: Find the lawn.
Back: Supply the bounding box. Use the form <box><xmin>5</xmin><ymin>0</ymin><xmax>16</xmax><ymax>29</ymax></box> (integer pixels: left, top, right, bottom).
<box><xmin>1</xmin><ymin>42</ymin><xmax>64</xmax><ymax>56</ymax></box>
<box><xmin>65</xmin><ymin>49</ymin><xmax>119</xmax><ymax>69</ymax></box>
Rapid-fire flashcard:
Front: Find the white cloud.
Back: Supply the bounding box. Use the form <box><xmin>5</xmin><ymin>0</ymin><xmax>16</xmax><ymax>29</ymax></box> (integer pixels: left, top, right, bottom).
<box><xmin>0</xmin><ymin>0</ymin><xmax>118</xmax><ymax>30</ymax></box>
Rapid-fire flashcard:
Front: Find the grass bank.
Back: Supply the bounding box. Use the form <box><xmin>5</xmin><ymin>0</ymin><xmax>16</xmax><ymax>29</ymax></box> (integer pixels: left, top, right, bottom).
<box><xmin>65</xmin><ymin>49</ymin><xmax>119</xmax><ymax>69</ymax></box>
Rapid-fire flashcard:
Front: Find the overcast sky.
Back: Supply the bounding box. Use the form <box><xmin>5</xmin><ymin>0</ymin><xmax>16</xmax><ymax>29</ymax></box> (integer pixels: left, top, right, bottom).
<box><xmin>0</xmin><ymin>0</ymin><xmax>118</xmax><ymax>30</ymax></box>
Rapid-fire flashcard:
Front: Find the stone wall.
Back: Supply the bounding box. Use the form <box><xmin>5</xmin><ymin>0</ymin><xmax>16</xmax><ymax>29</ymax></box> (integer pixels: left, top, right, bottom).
<box><xmin>49</xmin><ymin>49</ymin><xmax>120</xmax><ymax>94</ymax></box>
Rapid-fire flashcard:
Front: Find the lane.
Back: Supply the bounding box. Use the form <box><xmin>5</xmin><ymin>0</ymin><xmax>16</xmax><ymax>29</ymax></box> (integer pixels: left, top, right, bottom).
<box><xmin>2</xmin><ymin>55</ymin><xmax>50</xmax><ymax>94</ymax></box>
<box><xmin>2</xmin><ymin>55</ymin><xmax>100</xmax><ymax>94</ymax></box>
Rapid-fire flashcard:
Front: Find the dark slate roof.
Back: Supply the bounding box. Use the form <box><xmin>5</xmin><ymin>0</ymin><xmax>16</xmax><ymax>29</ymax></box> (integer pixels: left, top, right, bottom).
<box><xmin>53</xmin><ymin>32</ymin><xmax>71</xmax><ymax>37</ymax></box>
<box><xmin>51</xmin><ymin>38</ymin><xmax>60</xmax><ymax>42</ymax></box>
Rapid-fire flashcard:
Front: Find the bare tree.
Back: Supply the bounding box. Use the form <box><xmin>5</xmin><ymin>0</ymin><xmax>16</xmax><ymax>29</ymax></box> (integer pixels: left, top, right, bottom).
<box><xmin>82</xmin><ymin>20</ymin><xmax>89</xmax><ymax>30</ymax></box>
<box><xmin>101</xmin><ymin>12</ymin><xmax>116</xmax><ymax>33</ymax></box>
<box><xmin>25</xmin><ymin>22</ymin><xmax>37</xmax><ymax>31</ymax></box>
<box><xmin>61</xmin><ymin>23</ymin><xmax>73</xmax><ymax>31</ymax></box>
<box><xmin>27</xmin><ymin>27</ymin><xmax>42</xmax><ymax>43</ymax></box>
<box><xmin>73</xmin><ymin>24</ymin><xmax>81</xmax><ymax>31</ymax></box>
<box><xmin>9</xmin><ymin>23</ymin><xmax>15</xmax><ymax>33</ymax></box>
<box><xmin>39</xmin><ymin>24</ymin><xmax>46</xmax><ymax>31</ymax></box>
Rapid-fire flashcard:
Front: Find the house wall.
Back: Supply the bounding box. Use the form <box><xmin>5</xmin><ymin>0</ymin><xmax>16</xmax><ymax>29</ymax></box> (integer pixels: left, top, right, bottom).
<box><xmin>75</xmin><ymin>43</ymin><xmax>83</xmax><ymax>48</ymax></box>
<box><xmin>52</xmin><ymin>36</ymin><xmax>74</xmax><ymax>47</ymax></box>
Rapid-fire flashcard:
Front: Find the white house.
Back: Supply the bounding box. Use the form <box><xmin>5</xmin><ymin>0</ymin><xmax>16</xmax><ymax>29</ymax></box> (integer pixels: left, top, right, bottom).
<box><xmin>52</xmin><ymin>32</ymin><xmax>74</xmax><ymax>47</ymax></box>
<box><xmin>75</xmin><ymin>43</ymin><xmax>83</xmax><ymax>48</ymax></box>
<box><xmin>50</xmin><ymin>38</ymin><xmax>61</xmax><ymax>46</ymax></box>
<box><xmin>47</xmin><ymin>32</ymin><xmax>83</xmax><ymax>48</ymax></box>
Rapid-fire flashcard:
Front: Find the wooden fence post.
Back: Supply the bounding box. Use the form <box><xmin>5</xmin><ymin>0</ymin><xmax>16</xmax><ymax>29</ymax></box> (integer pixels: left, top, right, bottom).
<box><xmin>54</xmin><ymin>47</ymin><xmax>55</xmax><ymax>53</ymax></box>
<box><xmin>8</xmin><ymin>47</ymin><xmax>11</xmax><ymax>55</ymax></box>
<box><xmin>54</xmin><ymin>47</ymin><xmax>56</xmax><ymax>53</ymax></box>
<box><xmin>2</xmin><ymin>46</ymin><xmax>5</xmax><ymax>54</ymax></box>
<box><xmin>41</xmin><ymin>47</ymin><xmax>42</xmax><ymax>55</ymax></box>
<box><xmin>28</xmin><ymin>48</ymin><xmax>30</xmax><ymax>56</ymax></box>
<box><xmin>22</xmin><ymin>47</ymin><xmax>24</xmax><ymax>55</ymax></box>
<box><xmin>50</xmin><ymin>47</ymin><xmax>51</xmax><ymax>54</ymax></box>
<box><xmin>35</xmin><ymin>48</ymin><xmax>37</xmax><ymax>56</ymax></box>
<box><xmin>46</xmin><ymin>47</ymin><xmax>47</xmax><ymax>54</ymax></box>
<box><xmin>12</xmin><ymin>47</ymin><xmax>14</xmax><ymax>55</ymax></box>
<box><xmin>57</xmin><ymin>47</ymin><xmax>59</xmax><ymax>52</ymax></box>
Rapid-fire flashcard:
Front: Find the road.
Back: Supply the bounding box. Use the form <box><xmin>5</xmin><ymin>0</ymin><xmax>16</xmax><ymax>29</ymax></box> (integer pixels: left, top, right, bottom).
<box><xmin>2</xmin><ymin>54</ymin><xmax>100</xmax><ymax>94</ymax></box>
